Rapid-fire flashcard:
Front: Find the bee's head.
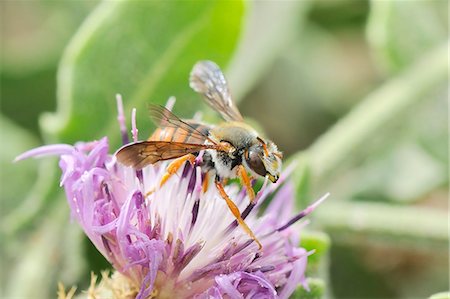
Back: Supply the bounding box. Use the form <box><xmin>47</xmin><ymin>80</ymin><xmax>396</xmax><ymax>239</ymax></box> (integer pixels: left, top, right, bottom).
<box><xmin>244</xmin><ymin>138</ymin><xmax>283</xmax><ymax>183</ymax></box>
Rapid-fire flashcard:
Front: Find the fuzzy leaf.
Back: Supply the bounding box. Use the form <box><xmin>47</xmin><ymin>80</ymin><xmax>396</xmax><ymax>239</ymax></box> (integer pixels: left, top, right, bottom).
<box><xmin>0</xmin><ymin>116</ymin><xmax>39</xmax><ymax>214</ymax></box>
<box><xmin>41</xmin><ymin>0</ymin><xmax>244</xmax><ymax>147</ymax></box>
<box><xmin>1</xmin><ymin>117</ymin><xmax>60</xmax><ymax>234</ymax></box>
<box><xmin>4</xmin><ymin>200</ymin><xmax>70</xmax><ymax>299</ymax></box>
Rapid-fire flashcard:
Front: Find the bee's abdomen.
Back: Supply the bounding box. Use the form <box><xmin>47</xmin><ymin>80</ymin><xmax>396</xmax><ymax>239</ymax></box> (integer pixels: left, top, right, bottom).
<box><xmin>149</xmin><ymin>123</ymin><xmax>210</xmax><ymax>144</ymax></box>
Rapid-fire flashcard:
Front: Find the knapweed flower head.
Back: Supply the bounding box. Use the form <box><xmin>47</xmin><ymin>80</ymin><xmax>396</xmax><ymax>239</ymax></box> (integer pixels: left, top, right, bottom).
<box><xmin>17</xmin><ymin>97</ymin><xmax>327</xmax><ymax>299</ymax></box>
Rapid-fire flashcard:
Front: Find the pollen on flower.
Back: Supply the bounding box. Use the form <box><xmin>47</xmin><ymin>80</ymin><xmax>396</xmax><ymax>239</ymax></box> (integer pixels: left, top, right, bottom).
<box><xmin>17</xmin><ymin>96</ymin><xmax>326</xmax><ymax>299</ymax></box>
<box><xmin>86</xmin><ymin>271</ymin><xmax>140</xmax><ymax>299</ymax></box>
<box><xmin>57</xmin><ymin>282</ymin><xmax>76</xmax><ymax>299</ymax></box>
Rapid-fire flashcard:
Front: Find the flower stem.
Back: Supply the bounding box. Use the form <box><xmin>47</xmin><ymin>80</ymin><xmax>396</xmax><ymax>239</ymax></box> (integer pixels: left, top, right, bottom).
<box><xmin>314</xmin><ymin>201</ymin><xmax>448</xmax><ymax>249</ymax></box>
<box><xmin>293</xmin><ymin>41</ymin><xmax>448</xmax><ymax>183</ymax></box>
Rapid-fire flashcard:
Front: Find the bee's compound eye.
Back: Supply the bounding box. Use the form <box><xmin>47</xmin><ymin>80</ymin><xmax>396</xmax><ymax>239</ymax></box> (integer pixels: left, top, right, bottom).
<box><xmin>246</xmin><ymin>149</ymin><xmax>266</xmax><ymax>177</ymax></box>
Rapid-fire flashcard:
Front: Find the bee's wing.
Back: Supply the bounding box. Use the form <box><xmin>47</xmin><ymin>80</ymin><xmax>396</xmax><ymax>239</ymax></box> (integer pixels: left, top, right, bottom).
<box><xmin>116</xmin><ymin>141</ymin><xmax>218</xmax><ymax>169</ymax></box>
<box><xmin>149</xmin><ymin>104</ymin><xmax>215</xmax><ymax>145</ymax></box>
<box><xmin>189</xmin><ymin>60</ymin><xmax>244</xmax><ymax>122</ymax></box>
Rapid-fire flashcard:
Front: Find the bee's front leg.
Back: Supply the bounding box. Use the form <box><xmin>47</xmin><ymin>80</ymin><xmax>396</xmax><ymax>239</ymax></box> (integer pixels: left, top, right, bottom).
<box><xmin>214</xmin><ymin>178</ymin><xmax>262</xmax><ymax>250</ymax></box>
<box><xmin>237</xmin><ymin>165</ymin><xmax>255</xmax><ymax>203</ymax></box>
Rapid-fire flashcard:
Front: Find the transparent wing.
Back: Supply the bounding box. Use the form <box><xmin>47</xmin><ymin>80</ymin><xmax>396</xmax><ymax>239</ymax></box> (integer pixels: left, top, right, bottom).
<box><xmin>189</xmin><ymin>60</ymin><xmax>243</xmax><ymax>122</ymax></box>
<box><xmin>149</xmin><ymin>104</ymin><xmax>214</xmax><ymax>145</ymax></box>
<box><xmin>116</xmin><ymin>141</ymin><xmax>218</xmax><ymax>169</ymax></box>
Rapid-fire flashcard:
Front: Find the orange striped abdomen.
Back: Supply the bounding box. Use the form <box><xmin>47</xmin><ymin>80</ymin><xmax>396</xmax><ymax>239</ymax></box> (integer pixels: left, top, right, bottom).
<box><xmin>149</xmin><ymin>123</ymin><xmax>211</xmax><ymax>144</ymax></box>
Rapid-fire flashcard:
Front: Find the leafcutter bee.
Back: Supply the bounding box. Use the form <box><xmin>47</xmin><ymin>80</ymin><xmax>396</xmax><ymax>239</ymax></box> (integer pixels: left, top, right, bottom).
<box><xmin>116</xmin><ymin>61</ymin><xmax>283</xmax><ymax>249</ymax></box>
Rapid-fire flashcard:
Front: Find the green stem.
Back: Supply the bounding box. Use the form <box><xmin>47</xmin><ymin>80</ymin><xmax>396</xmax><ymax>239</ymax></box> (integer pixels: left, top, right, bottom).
<box><xmin>314</xmin><ymin>201</ymin><xmax>448</xmax><ymax>250</ymax></box>
<box><xmin>294</xmin><ymin>41</ymin><xmax>448</xmax><ymax>183</ymax></box>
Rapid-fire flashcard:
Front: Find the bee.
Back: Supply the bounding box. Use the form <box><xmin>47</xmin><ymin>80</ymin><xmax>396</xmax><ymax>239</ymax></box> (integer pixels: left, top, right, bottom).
<box><xmin>116</xmin><ymin>61</ymin><xmax>283</xmax><ymax>249</ymax></box>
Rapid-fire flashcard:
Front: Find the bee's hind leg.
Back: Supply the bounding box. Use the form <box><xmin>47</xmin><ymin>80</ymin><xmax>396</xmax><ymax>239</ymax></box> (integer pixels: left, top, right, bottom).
<box><xmin>160</xmin><ymin>154</ymin><xmax>196</xmax><ymax>188</ymax></box>
<box><xmin>214</xmin><ymin>178</ymin><xmax>262</xmax><ymax>250</ymax></box>
<box><xmin>202</xmin><ymin>172</ymin><xmax>209</xmax><ymax>193</ymax></box>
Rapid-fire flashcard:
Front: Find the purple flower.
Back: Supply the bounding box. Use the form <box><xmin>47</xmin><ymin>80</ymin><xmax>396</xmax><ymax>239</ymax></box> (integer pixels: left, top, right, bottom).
<box><xmin>16</xmin><ymin>96</ymin><xmax>327</xmax><ymax>299</ymax></box>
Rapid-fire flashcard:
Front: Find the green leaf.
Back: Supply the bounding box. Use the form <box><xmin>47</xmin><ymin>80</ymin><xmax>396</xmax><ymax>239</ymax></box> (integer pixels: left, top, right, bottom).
<box><xmin>0</xmin><ymin>116</ymin><xmax>38</xmax><ymax>294</ymax></box>
<box><xmin>291</xmin><ymin>278</ymin><xmax>325</xmax><ymax>299</ymax></box>
<box><xmin>0</xmin><ymin>1</ymin><xmax>96</xmax><ymax>75</ymax></box>
<box><xmin>4</xmin><ymin>200</ymin><xmax>74</xmax><ymax>299</ymax></box>
<box><xmin>1</xmin><ymin>120</ymin><xmax>60</xmax><ymax>235</ymax></box>
<box><xmin>300</xmin><ymin>231</ymin><xmax>330</xmax><ymax>299</ymax></box>
<box><xmin>41</xmin><ymin>0</ymin><xmax>244</xmax><ymax>147</ymax></box>
<box><xmin>300</xmin><ymin>231</ymin><xmax>331</xmax><ymax>276</ymax></box>
<box><xmin>0</xmin><ymin>116</ymin><xmax>39</xmax><ymax>215</ymax></box>
<box><xmin>367</xmin><ymin>0</ymin><xmax>448</xmax><ymax>73</ymax></box>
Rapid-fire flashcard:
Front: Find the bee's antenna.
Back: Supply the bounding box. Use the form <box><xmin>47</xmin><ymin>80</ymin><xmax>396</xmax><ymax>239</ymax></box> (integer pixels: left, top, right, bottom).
<box><xmin>257</xmin><ymin>137</ymin><xmax>269</xmax><ymax>156</ymax></box>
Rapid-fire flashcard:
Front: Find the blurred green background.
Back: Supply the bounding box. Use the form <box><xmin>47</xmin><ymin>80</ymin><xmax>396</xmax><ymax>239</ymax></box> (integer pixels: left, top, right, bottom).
<box><xmin>1</xmin><ymin>1</ymin><xmax>448</xmax><ymax>298</ymax></box>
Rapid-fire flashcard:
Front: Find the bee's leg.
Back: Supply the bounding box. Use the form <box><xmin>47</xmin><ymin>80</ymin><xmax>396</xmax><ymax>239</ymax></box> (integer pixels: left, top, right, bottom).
<box><xmin>160</xmin><ymin>154</ymin><xmax>196</xmax><ymax>188</ymax></box>
<box><xmin>145</xmin><ymin>187</ymin><xmax>155</xmax><ymax>198</ymax></box>
<box><xmin>237</xmin><ymin>165</ymin><xmax>255</xmax><ymax>203</ymax></box>
<box><xmin>214</xmin><ymin>179</ymin><xmax>262</xmax><ymax>250</ymax></box>
<box><xmin>202</xmin><ymin>172</ymin><xmax>209</xmax><ymax>193</ymax></box>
